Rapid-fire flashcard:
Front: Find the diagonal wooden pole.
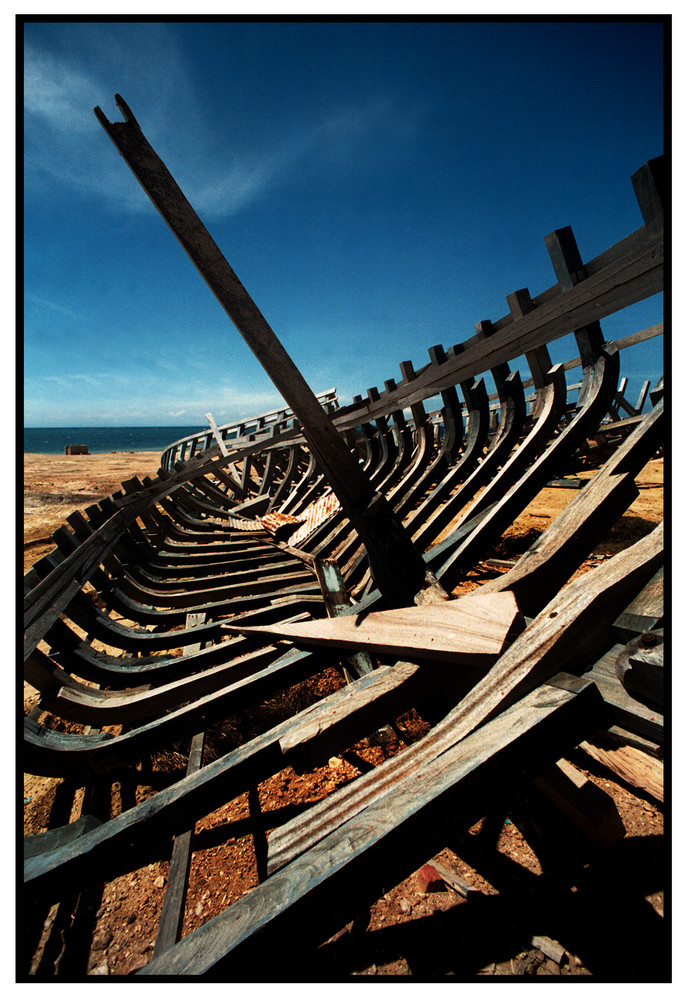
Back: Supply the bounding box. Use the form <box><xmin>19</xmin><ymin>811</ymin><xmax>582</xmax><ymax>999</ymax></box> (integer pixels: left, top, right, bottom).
<box><xmin>95</xmin><ymin>95</ymin><xmax>446</xmax><ymax>607</ymax></box>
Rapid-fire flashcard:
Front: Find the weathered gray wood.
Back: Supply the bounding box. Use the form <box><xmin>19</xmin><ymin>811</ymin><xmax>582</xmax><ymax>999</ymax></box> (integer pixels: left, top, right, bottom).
<box><xmin>138</xmin><ymin>677</ymin><xmax>604</xmax><ymax>975</ymax></box>
<box><xmin>432</xmin><ymin>344</ymin><xmax>620</xmax><ymax>589</ymax></box>
<box><xmin>25</xmin><ymin>655</ymin><xmax>438</xmax><ymax>895</ymax></box>
<box><xmin>615</xmin><ymin>629</ymin><xmax>663</xmax><ymax>706</ymax></box>
<box><xmin>614</xmin><ymin>566</ymin><xmax>663</xmax><ymax>642</ymax></box>
<box><xmin>24</xmin><ymin>645</ymin><xmax>332</xmax><ymax>778</ymax></box>
<box><xmin>579</xmin><ymin>643</ymin><xmax>663</xmax><ymax>743</ymax></box>
<box><xmin>24</xmin><ymin>814</ymin><xmax>103</xmax><ymax>860</ymax></box>
<box><xmin>153</xmin><ymin>733</ymin><xmax>204</xmax><ymax>956</ymax></box>
<box><xmin>406</xmin><ymin>369</ymin><xmax>524</xmax><ymax>551</ymax></box>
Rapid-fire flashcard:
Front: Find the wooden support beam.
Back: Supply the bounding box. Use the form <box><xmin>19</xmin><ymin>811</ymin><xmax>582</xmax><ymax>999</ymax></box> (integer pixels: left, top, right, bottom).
<box><xmin>631</xmin><ymin>156</ymin><xmax>665</xmax><ymax>237</ymax></box>
<box><xmin>544</xmin><ymin>226</ymin><xmax>606</xmax><ymax>362</ymax></box>
<box><xmin>577</xmin><ymin>739</ymin><xmax>663</xmax><ymax>802</ymax></box>
<box><xmin>153</xmin><ymin>612</ymin><xmax>206</xmax><ymax>957</ymax></box>
<box><xmin>95</xmin><ymin>94</ymin><xmax>446</xmax><ymax>609</ymax></box>
<box><xmin>506</xmin><ymin>288</ymin><xmax>553</xmax><ymax>396</ymax></box>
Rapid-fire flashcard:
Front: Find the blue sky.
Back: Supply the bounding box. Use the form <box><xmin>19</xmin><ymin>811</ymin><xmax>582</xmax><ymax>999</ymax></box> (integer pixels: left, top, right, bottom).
<box><xmin>23</xmin><ymin>18</ymin><xmax>665</xmax><ymax>428</ymax></box>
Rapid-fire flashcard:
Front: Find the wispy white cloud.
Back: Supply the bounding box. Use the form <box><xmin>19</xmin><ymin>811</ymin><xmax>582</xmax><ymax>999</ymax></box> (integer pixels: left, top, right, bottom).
<box><xmin>25</xmin><ymin>362</ymin><xmax>286</xmax><ymax>427</ymax></box>
<box><xmin>24</xmin><ymin>292</ymin><xmax>83</xmax><ymax>323</ymax></box>
<box><xmin>24</xmin><ymin>27</ymin><xmax>421</xmax><ymax>221</ymax></box>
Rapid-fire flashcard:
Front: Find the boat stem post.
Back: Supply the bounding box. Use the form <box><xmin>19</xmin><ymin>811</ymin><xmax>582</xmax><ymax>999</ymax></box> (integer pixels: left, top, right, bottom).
<box><xmin>94</xmin><ymin>95</ymin><xmax>447</xmax><ymax>607</ymax></box>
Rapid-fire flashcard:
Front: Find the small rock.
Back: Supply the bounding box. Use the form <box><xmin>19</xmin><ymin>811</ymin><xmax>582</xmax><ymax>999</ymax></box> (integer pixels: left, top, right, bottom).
<box><xmin>399</xmin><ymin>898</ymin><xmax>412</xmax><ymax>914</ymax></box>
<box><xmin>536</xmin><ymin>959</ymin><xmax>561</xmax><ymax>976</ymax></box>
<box><xmin>153</xmin><ymin>876</ymin><xmax>165</xmax><ymax>889</ymax></box>
<box><xmin>195</xmin><ymin>902</ymin><xmax>203</xmax><ymax>916</ymax></box>
<box><xmin>417</xmin><ymin>863</ymin><xmax>445</xmax><ymax>893</ymax></box>
<box><xmin>126</xmin><ymin>912</ymin><xmax>136</xmax><ymax>924</ymax></box>
<box><xmin>92</xmin><ymin>928</ymin><xmax>114</xmax><ymax>950</ymax></box>
<box><xmin>90</xmin><ymin>961</ymin><xmax>109</xmax><ymax>976</ymax></box>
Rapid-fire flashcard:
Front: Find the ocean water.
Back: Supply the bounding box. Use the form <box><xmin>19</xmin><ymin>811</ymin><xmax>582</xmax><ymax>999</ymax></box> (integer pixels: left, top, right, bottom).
<box><xmin>23</xmin><ymin>426</ymin><xmax>203</xmax><ymax>455</ymax></box>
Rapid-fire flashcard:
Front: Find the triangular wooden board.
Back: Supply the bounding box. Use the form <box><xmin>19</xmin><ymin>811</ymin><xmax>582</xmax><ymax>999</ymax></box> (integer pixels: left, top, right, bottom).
<box><xmin>223</xmin><ymin>591</ymin><xmax>523</xmax><ymax>665</ymax></box>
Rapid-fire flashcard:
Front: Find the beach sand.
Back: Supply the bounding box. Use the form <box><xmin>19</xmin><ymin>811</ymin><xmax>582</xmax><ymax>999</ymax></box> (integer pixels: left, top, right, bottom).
<box><xmin>23</xmin><ymin>451</ymin><xmax>164</xmax><ymax>569</ymax></box>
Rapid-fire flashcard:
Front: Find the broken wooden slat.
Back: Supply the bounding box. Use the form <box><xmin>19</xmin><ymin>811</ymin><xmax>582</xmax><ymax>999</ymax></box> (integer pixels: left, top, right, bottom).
<box><xmin>577</xmin><ymin>740</ymin><xmax>663</xmax><ymax>802</ymax></box>
<box><xmin>225</xmin><ymin>590</ymin><xmax>523</xmax><ymax>665</ymax></box>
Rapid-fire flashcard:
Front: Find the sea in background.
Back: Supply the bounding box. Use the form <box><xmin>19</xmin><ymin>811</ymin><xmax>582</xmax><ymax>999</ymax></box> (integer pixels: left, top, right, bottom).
<box><xmin>24</xmin><ymin>426</ymin><xmax>203</xmax><ymax>455</ymax></box>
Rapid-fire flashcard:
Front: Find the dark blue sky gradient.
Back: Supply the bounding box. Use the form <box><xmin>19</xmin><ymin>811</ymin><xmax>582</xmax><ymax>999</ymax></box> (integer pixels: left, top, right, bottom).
<box><xmin>24</xmin><ymin>19</ymin><xmax>665</xmax><ymax>426</ymax></box>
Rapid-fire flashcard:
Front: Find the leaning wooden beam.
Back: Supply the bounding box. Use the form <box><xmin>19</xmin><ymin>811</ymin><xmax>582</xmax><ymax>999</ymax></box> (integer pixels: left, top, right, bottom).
<box><xmin>95</xmin><ymin>94</ymin><xmax>446</xmax><ymax>609</ymax></box>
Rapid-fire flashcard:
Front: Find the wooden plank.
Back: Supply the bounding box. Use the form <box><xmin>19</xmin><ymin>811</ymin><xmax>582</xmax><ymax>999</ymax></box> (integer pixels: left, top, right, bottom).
<box><xmin>23</xmin><ymin>645</ymin><xmax>330</xmax><ymax>779</ymax></box>
<box><xmin>577</xmin><ymin>739</ymin><xmax>663</xmax><ymax>802</ymax></box>
<box><xmin>153</xmin><ymin>611</ymin><xmax>206</xmax><ymax>957</ymax></box>
<box><xmin>153</xmin><ymin>732</ymin><xmax>204</xmax><ymax>956</ymax></box>
<box><xmin>205</xmin><ymin>412</ymin><xmax>229</xmax><ymax>457</ymax></box>
<box><xmin>406</xmin><ymin>370</ymin><xmax>524</xmax><ymax>551</ymax></box>
<box><xmin>225</xmin><ymin>590</ymin><xmax>523</xmax><ymax>665</ymax></box>
<box><xmin>614</xmin><ymin>566</ymin><xmax>663</xmax><ymax>642</ymax></box>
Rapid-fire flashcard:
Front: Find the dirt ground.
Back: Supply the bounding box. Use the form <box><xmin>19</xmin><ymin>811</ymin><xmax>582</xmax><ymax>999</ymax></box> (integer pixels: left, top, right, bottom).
<box><xmin>22</xmin><ymin>451</ymin><xmax>665</xmax><ymax>979</ymax></box>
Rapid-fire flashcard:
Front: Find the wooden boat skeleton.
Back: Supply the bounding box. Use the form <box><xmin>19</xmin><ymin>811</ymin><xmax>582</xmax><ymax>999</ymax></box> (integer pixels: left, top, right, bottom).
<box><xmin>22</xmin><ymin>96</ymin><xmax>664</xmax><ymax>976</ymax></box>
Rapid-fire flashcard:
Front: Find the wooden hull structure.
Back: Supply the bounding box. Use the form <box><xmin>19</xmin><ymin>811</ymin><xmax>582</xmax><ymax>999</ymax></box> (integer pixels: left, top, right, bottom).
<box><xmin>23</xmin><ymin>105</ymin><xmax>665</xmax><ymax>977</ymax></box>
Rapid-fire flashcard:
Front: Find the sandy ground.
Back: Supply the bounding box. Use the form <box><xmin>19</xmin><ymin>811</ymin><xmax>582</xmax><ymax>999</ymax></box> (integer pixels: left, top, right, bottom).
<box><xmin>23</xmin><ymin>451</ymin><xmax>164</xmax><ymax>562</ymax></box>
<box><xmin>22</xmin><ymin>451</ymin><xmax>665</xmax><ymax>978</ymax></box>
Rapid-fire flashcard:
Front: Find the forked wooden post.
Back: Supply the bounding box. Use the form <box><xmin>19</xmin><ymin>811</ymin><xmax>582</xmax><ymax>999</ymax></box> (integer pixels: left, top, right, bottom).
<box><xmin>94</xmin><ymin>94</ymin><xmax>446</xmax><ymax>607</ymax></box>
